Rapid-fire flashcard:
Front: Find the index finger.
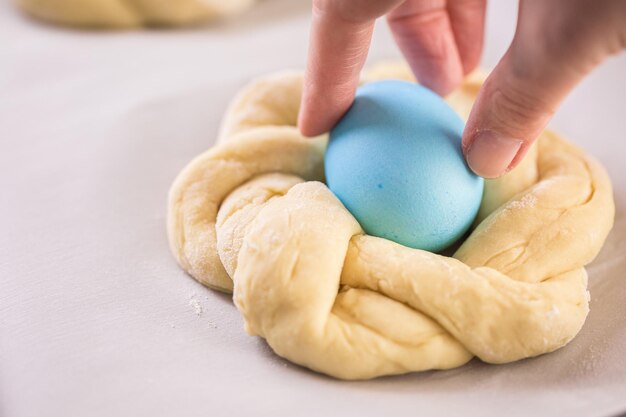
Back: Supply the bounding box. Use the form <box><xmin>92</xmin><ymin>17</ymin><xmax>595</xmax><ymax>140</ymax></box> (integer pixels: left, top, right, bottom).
<box><xmin>298</xmin><ymin>0</ymin><xmax>404</xmax><ymax>137</ymax></box>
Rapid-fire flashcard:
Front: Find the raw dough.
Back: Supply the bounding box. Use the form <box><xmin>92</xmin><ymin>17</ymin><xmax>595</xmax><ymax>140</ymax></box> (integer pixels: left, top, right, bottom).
<box><xmin>167</xmin><ymin>62</ymin><xmax>615</xmax><ymax>379</ymax></box>
<box><xmin>16</xmin><ymin>0</ymin><xmax>254</xmax><ymax>28</ymax></box>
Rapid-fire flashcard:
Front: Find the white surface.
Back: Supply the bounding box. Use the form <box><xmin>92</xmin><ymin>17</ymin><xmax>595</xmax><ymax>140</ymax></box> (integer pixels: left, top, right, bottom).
<box><xmin>1</xmin><ymin>1</ymin><xmax>625</xmax><ymax>416</ymax></box>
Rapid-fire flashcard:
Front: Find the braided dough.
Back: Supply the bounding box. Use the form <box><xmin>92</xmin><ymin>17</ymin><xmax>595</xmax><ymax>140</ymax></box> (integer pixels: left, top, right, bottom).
<box><xmin>167</xmin><ymin>62</ymin><xmax>614</xmax><ymax>379</ymax></box>
<box><xmin>16</xmin><ymin>0</ymin><xmax>254</xmax><ymax>28</ymax></box>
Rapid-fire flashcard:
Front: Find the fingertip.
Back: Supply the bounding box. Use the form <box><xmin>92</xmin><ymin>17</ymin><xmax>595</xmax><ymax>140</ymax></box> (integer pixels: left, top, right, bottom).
<box><xmin>464</xmin><ymin>130</ymin><xmax>524</xmax><ymax>179</ymax></box>
<box><xmin>297</xmin><ymin>104</ymin><xmax>342</xmax><ymax>138</ymax></box>
<box><xmin>418</xmin><ymin>65</ymin><xmax>463</xmax><ymax>96</ymax></box>
<box><xmin>299</xmin><ymin>80</ymin><xmax>357</xmax><ymax>137</ymax></box>
<box><xmin>297</xmin><ymin>112</ymin><xmax>325</xmax><ymax>138</ymax></box>
<box><xmin>298</xmin><ymin>85</ymin><xmax>326</xmax><ymax>137</ymax></box>
<box><xmin>460</xmin><ymin>52</ymin><xmax>482</xmax><ymax>77</ymax></box>
<box><xmin>297</xmin><ymin>112</ymin><xmax>313</xmax><ymax>138</ymax></box>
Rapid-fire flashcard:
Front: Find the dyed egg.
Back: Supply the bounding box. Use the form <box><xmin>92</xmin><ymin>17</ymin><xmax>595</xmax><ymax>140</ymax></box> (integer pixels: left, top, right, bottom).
<box><xmin>325</xmin><ymin>80</ymin><xmax>484</xmax><ymax>252</ymax></box>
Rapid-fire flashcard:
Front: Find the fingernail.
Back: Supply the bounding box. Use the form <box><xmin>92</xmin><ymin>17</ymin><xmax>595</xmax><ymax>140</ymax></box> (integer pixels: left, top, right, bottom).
<box><xmin>466</xmin><ymin>131</ymin><xmax>523</xmax><ymax>178</ymax></box>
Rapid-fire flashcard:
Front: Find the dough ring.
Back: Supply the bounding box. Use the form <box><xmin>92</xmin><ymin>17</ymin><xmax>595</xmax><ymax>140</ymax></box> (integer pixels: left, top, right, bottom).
<box><xmin>167</xmin><ymin>62</ymin><xmax>614</xmax><ymax>379</ymax></box>
<box><xmin>16</xmin><ymin>0</ymin><xmax>254</xmax><ymax>28</ymax></box>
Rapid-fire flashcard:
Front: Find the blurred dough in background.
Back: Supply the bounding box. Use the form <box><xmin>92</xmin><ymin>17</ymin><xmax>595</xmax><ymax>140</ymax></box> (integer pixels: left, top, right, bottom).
<box><xmin>15</xmin><ymin>0</ymin><xmax>255</xmax><ymax>28</ymax></box>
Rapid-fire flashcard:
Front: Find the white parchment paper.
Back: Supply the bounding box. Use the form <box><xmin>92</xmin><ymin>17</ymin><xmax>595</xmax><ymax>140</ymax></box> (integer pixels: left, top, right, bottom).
<box><xmin>1</xmin><ymin>1</ymin><xmax>624</xmax><ymax>416</ymax></box>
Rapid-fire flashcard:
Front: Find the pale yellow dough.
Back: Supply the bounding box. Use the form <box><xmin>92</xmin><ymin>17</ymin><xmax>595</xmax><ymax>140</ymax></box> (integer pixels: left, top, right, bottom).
<box><xmin>167</xmin><ymin>62</ymin><xmax>615</xmax><ymax>379</ymax></box>
<box><xmin>16</xmin><ymin>0</ymin><xmax>254</xmax><ymax>28</ymax></box>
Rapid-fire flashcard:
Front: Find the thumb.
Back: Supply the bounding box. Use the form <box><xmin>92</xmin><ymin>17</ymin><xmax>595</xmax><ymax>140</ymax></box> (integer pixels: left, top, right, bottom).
<box><xmin>462</xmin><ymin>0</ymin><xmax>626</xmax><ymax>178</ymax></box>
<box><xmin>461</xmin><ymin>51</ymin><xmax>559</xmax><ymax>178</ymax></box>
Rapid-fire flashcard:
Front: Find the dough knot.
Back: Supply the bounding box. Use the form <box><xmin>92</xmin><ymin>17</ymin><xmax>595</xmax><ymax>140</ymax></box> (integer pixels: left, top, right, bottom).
<box><xmin>167</xmin><ymin>63</ymin><xmax>614</xmax><ymax>379</ymax></box>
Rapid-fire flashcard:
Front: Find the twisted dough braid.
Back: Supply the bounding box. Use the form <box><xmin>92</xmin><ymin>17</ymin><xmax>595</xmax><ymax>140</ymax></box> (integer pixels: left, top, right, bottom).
<box><xmin>167</xmin><ymin>63</ymin><xmax>614</xmax><ymax>379</ymax></box>
<box><xmin>16</xmin><ymin>0</ymin><xmax>254</xmax><ymax>28</ymax></box>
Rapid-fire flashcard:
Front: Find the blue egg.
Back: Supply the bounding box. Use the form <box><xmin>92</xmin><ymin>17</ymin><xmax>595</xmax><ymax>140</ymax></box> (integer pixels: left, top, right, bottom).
<box><xmin>325</xmin><ymin>80</ymin><xmax>484</xmax><ymax>252</ymax></box>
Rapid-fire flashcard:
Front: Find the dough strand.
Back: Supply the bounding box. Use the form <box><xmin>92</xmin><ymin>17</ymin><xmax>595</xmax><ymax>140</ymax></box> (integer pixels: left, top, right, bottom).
<box><xmin>16</xmin><ymin>0</ymin><xmax>254</xmax><ymax>28</ymax></box>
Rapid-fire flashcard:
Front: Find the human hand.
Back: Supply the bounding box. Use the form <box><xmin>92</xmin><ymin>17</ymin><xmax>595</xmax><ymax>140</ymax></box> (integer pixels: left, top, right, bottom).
<box><xmin>298</xmin><ymin>0</ymin><xmax>626</xmax><ymax>178</ymax></box>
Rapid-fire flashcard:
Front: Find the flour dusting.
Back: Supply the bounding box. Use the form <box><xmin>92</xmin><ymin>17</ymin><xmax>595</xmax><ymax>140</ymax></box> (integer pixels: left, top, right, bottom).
<box><xmin>507</xmin><ymin>193</ymin><xmax>538</xmax><ymax>210</ymax></box>
<box><xmin>189</xmin><ymin>293</ymin><xmax>203</xmax><ymax>316</ymax></box>
<box><xmin>547</xmin><ymin>305</ymin><xmax>560</xmax><ymax>319</ymax></box>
